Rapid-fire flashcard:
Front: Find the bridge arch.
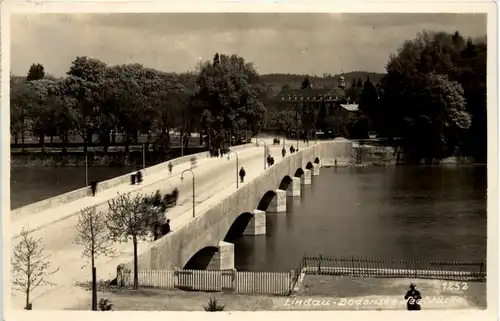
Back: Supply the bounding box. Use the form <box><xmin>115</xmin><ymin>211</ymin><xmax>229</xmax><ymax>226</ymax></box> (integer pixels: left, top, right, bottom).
<box><xmin>305</xmin><ymin>162</ymin><xmax>314</xmax><ymax>170</ymax></box>
<box><xmin>224</xmin><ymin>212</ymin><xmax>253</xmax><ymax>242</ymax></box>
<box><xmin>294</xmin><ymin>168</ymin><xmax>304</xmax><ymax>177</ymax></box>
<box><xmin>257</xmin><ymin>190</ymin><xmax>277</xmax><ymax>211</ymax></box>
<box><xmin>314</xmin><ymin>157</ymin><xmax>320</xmax><ymax>164</ymax></box>
<box><xmin>278</xmin><ymin>175</ymin><xmax>293</xmax><ymax>190</ymax></box>
<box><xmin>183</xmin><ymin>246</ymin><xmax>218</xmax><ymax>270</ymax></box>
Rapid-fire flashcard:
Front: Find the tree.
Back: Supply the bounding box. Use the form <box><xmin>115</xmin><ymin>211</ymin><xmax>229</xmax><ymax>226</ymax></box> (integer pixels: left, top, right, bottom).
<box><xmin>356</xmin><ymin>78</ymin><xmax>363</xmax><ymax>87</ymax></box>
<box><xmin>11</xmin><ymin>227</ymin><xmax>59</xmax><ymax>310</ymax></box>
<box><xmin>359</xmin><ymin>77</ymin><xmax>379</xmax><ymax>128</ymax></box>
<box><xmin>26</xmin><ymin>63</ymin><xmax>45</xmax><ymax>81</ymax></box>
<box><xmin>266</xmin><ymin>109</ymin><xmax>302</xmax><ymax>136</ymax></box>
<box><xmin>194</xmin><ymin>53</ymin><xmax>266</xmax><ymax>147</ymax></box>
<box><xmin>60</xmin><ymin>56</ymin><xmax>108</xmax><ymax>153</ymax></box>
<box><xmin>106</xmin><ymin>192</ymin><xmax>157</xmax><ymax>289</ymax></box>
<box><xmin>381</xmin><ymin>30</ymin><xmax>480</xmax><ymax>162</ymax></box>
<box><xmin>300</xmin><ymin>76</ymin><xmax>311</xmax><ymax>89</ymax></box>
<box><xmin>10</xmin><ymin>76</ymin><xmax>30</xmax><ymax>147</ymax></box>
<box><xmin>24</xmin><ymin>79</ymin><xmax>61</xmax><ymax>151</ymax></box>
<box><xmin>74</xmin><ymin>206</ymin><xmax>114</xmax><ymax>310</ymax></box>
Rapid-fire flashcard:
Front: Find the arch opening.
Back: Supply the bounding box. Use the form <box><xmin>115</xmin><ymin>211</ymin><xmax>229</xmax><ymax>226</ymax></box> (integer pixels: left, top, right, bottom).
<box><xmin>224</xmin><ymin>212</ymin><xmax>253</xmax><ymax>242</ymax></box>
<box><xmin>278</xmin><ymin>175</ymin><xmax>293</xmax><ymax>190</ymax></box>
<box><xmin>305</xmin><ymin>162</ymin><xmax>314</xmax><ymax>170</ymax></box>
<box><xmin>314</xmin><ymin>157</ymin><xmax>320</xmax><ymax>164</ymax></box>
<box><xmin>294</xmin><ymin>168</ymin><xmax>304</xmax><ymax>177</ymax></box>
<box><xmin>257</xmin><ymin>190</ymin><xmax>277</xmax><ymax>211</ymax></box>
<box><xmin>183</xmin><ymin>246</ymin><xmax>218</xmax><ymax>270</ymax></box>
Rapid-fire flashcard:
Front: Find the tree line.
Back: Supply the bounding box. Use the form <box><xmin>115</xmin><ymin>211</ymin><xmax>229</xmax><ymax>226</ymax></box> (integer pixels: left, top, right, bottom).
<box><xmin>11</xmin><ymin>29</ymin><xmax>487</xmax><ymax>163</ymax></box>
<box><xmin>10</xmin><ymin>53</ymin><xmax>265</xmax><ymax>155</ymax></box>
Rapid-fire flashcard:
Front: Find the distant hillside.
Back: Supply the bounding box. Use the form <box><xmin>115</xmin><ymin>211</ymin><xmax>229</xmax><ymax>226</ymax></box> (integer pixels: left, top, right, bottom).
<box><xmin>260</xmin><ymin>71</ymin><xmax>386</xmax><ymax>97</ymax></box>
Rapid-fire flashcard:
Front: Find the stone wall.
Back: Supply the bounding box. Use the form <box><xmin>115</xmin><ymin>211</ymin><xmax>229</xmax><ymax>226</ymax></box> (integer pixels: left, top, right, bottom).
<box><xmin>10</xmin><ymin>147</ymin><xmax>206</xmax><ymax>168</ymax></box>
<box><xmin>350</xmin><ymin>145</ymin><xmax>398</xmax><ymax>166</ymax></box>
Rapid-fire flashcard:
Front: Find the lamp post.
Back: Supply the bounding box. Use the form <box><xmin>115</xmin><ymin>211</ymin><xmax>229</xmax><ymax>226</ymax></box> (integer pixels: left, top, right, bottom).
<box><xmin>295</xmin><ymin>102</ymin><xmax>300</xmax><ymax>151</ymax></box>
<box><xmin>181</xmin><ymin>169</ymin><xmax>196</xmax><ymax>218</ymax></box>
<box><xmin>85</xmin><ymin>149</ymin><xmax>97</xmax><ymax>187</ymax></box>
<box><xmin>227</xmin><ymin>150</ymin><xmax>239</xmax><ymax>189</ymax></box>
<box><xmin>257</xmin><ymin>139</ymin><xmax>267</xmax><ymax>170</ymax></box>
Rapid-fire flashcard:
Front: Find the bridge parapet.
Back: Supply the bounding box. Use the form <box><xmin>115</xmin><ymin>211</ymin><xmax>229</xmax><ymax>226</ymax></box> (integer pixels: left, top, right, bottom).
<box><xmin>121</xmin><ymin>141</ymin><xmax>353</xmax><ymax>272</ymax></box>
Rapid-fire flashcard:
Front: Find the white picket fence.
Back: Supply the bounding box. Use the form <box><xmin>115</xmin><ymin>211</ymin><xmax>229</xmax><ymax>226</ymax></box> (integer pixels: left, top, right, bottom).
<box><xmin>121</xmin><ymin>269</ymin><xmax>293</xmax><ymax>295</ymax></box>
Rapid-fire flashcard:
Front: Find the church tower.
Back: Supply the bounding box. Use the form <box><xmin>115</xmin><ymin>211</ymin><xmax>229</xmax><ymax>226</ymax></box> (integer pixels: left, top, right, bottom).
<box><xmin>338</xmin><ymin>71</ymin><xmax>346</xmax><ymax>89</ymax></box>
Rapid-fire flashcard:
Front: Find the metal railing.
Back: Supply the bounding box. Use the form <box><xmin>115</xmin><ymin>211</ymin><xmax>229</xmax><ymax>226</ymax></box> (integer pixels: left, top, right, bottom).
<box><xmin>297</xmin><ymin>255</ymin><xmax>486</xmax><ymax>282</ymax></box>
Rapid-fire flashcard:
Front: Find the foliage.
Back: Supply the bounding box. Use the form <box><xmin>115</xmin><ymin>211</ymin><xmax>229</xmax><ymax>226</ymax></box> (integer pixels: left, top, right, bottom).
<box><xmin>380</xmin><ymin>30</ymin><xmax>484</xmax><ymax>162</ymax></box>
<box><xmin>26</xmin><ymin>63</ymin><xmax>45</xmax><ymax>81</ymax></box>
<box><xmin>98</xmin><ymin>298</ymin><xmax>113</xmax><ymax>311</ymax></box>
<box><xmin>203</xmin><ymin>296</ymin><xmax>225</xmax><ymax>311</ymax></box>
<box><xmin>300</xmin><ymin>77</ymin><xmax>311</xmax><ymax>89</ymax></box>
<box><xmin>142</xmin><ymin>189</ymin><xmax>178</xmax><ymax>239</ymax></box>
<box><xmin>106</xmin><ymin>192</ymin><xmax>153</xmax><ymax>289</ymax></box>
<box><xmin>75</xmin><ymin>206</ymin><xmax>115</xmax><ymax>265</ymax></box>
<box><xmin>193</xmin><ymin>53</ymin><xmax>267</xmax><ymax>147</ymax></box>
<box><xmin>266</xmin><ymin>110</ymin><xmax>303</xmax><ymax>135</ymax></box>
<box><xmin>11</xmin><ymin>228</ymin><xmax>60</xmax><ymax>309</ymax></box>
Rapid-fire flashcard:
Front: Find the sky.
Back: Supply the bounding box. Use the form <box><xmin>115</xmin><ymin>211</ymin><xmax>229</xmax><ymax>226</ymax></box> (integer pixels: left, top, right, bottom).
<box><xmin>11</xmin><ymin>13</ymin><xmax>487</xmax><ymax>77</ymax></box>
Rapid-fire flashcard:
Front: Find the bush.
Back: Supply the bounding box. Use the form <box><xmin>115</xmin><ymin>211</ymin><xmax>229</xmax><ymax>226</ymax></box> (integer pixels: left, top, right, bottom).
<box><xmin>98</xmin><ymin>298</ymin><xmax>113</xmax><ymax>311</ymax></box>
<box><xmin>203</xmin><ymin>296</ymin><xmax>225</xmax><ymax>311</ymax></box>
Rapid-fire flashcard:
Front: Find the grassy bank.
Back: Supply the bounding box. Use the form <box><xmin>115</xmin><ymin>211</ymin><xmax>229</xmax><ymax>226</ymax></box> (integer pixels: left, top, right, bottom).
<box><xmin>67</xmin><ymin>276</ymin><xmax>486</xmax><ymax>311</ymax></box>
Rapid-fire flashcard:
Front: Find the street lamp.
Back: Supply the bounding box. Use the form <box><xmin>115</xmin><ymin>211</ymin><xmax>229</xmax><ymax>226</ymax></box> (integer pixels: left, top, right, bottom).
<box><xmin>180</xmin><ymin>169</ymin><xmax>196</xmax><ymax>218</ymax></box>
<box><xmin>257</xmin><ymin>139</ymin><xmax>267</xmax><ymax>170</ymax></box>
<box><xmin>227</xmin><ymin>150</ymin><xmax>239</xmax><ymax>189</ymax></box>
<box><xmin>142</xmin><ymin>130</ymin><xmax>152</xmax><ymax>169</ymax></box>
<box><xmin>85</xmin><ymin>149</ymin><xmax>97</xmax><ymax>187</ymax></box>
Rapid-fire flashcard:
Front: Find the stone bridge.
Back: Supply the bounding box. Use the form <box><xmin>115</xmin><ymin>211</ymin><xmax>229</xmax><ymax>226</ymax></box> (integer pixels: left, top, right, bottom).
<box><xmin>120</xmin><ymin>140</ymin><xmax>352</xmax><ymax>273</ymax></box>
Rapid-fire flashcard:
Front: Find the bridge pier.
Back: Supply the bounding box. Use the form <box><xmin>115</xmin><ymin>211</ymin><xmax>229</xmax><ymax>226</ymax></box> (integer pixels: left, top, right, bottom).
<box><xmin>207</xmin><ymin>241</ymin><xmax>234</xmax><ymax>270</ymax></box>
<box><xmin>301</xmin><ymin>169</ymin><xmax>312</xmax><ymax>185</ymax></box>
<box><xmin>267</xmin><ymin>189</ymin><xmax>287</xmax><ymax>213</ymax></box>
<box><xmin>312</xmin><ymin>163</ymin><xmax>320</xmax><ymax>176</ymax></box>
<box><xmin>286</xmin><ymin>177</ymin><xmax>301</xmax><ymax>197</ymax></box>
<box><xmin>243</xmin><ymin>209</ymin><xmax>266</xmax><ymax>235</ymax></box>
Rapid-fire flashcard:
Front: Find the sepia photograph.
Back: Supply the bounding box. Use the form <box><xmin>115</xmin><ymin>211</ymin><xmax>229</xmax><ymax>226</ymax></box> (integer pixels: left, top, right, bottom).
<box><xmin>2</xmin><ymin>1</ymin><xmax>497</xmax><ymax>318</ymax></box>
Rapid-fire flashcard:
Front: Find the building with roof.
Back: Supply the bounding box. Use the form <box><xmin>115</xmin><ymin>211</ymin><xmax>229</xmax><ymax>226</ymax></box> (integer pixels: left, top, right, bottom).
<box><xmin>271</xmin><ymin>74</ymin><xmax>360</xmax><ymax>138</ymax></box>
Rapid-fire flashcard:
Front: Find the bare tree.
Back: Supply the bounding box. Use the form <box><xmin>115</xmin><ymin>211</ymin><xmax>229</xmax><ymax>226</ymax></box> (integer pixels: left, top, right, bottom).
<box><xmin>74</xmin><ymin>206</ymin><xmax>114</xmax><ymax>310</ymax></box>
<box><xmin>11</xmin><ymin>227</ymin><xmax>59</xmax><ymax>310</ymax></box>
<box><xmin>106</xmin><ymin>192</ymin><xmax>151</xmax><ymax>290</ymax></box>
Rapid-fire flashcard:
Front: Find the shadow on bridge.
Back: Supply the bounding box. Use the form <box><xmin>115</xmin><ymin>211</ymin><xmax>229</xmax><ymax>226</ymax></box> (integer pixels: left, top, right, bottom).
<box><xmin>224</xmin><ymin>212</ymin><xmax>254</xmax><ymax>242</ymax></box>
<box><xmin>183</xmin><ymin>246</ymin><xmax>219</xmax><ymax>270</ymax></box>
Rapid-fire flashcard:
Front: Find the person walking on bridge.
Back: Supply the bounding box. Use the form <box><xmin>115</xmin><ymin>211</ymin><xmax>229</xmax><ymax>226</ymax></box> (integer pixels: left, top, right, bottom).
<box><xmin>239</xmin><ymin>167</ymin><xmax>246</xmax><ymax>183</ymax></box>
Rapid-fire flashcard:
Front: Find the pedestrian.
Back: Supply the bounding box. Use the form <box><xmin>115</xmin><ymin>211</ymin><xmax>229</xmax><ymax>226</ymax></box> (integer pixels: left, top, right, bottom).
<box><xmin>404</xmin><ymin>283</ymin><xmax>422</xmax><ymax>311</ymax></box>
<box><xmin>282</xmin><ymin>148</ymin><xmax>286</xmax><ymax>158</ymax></box>
<box><xmin>239</xmin><ymin>167</ymin><xmax>246</xmax><ymax>183</ymax></box>
<box><xmin>168</xmin><ymin>162</ymin><xmax>173</xmax><ymax>174</ymax></box>
<box><xmin>90</xmin><ymin>181</ymin><xmax>98</xmax><ymax>197</ymax></box>
<box><xmin>136</xmin><ymin>170</ymin><xmax>143</xmax><ymax>184</ymax></box>
<box><xmin>270</xmin><ymin>157</ymin><xmax>275</xmax><ymax>166</ymax></box>
<box><xmin>267</xmin><ymin>155</ymin><xmax>272</xmax><ymax>167</ymax></box>
<box><xmin>161</xmin><ymin>219</ymin><xmax>171</xmax><ymax>236</ymax></box>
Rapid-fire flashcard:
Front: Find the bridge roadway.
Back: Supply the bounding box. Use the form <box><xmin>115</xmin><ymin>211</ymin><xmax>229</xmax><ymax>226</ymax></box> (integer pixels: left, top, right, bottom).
<box><xmin>9</xmin><ymin>138</ymin><xmax>314</xmax><ymax>310</ymax></box>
